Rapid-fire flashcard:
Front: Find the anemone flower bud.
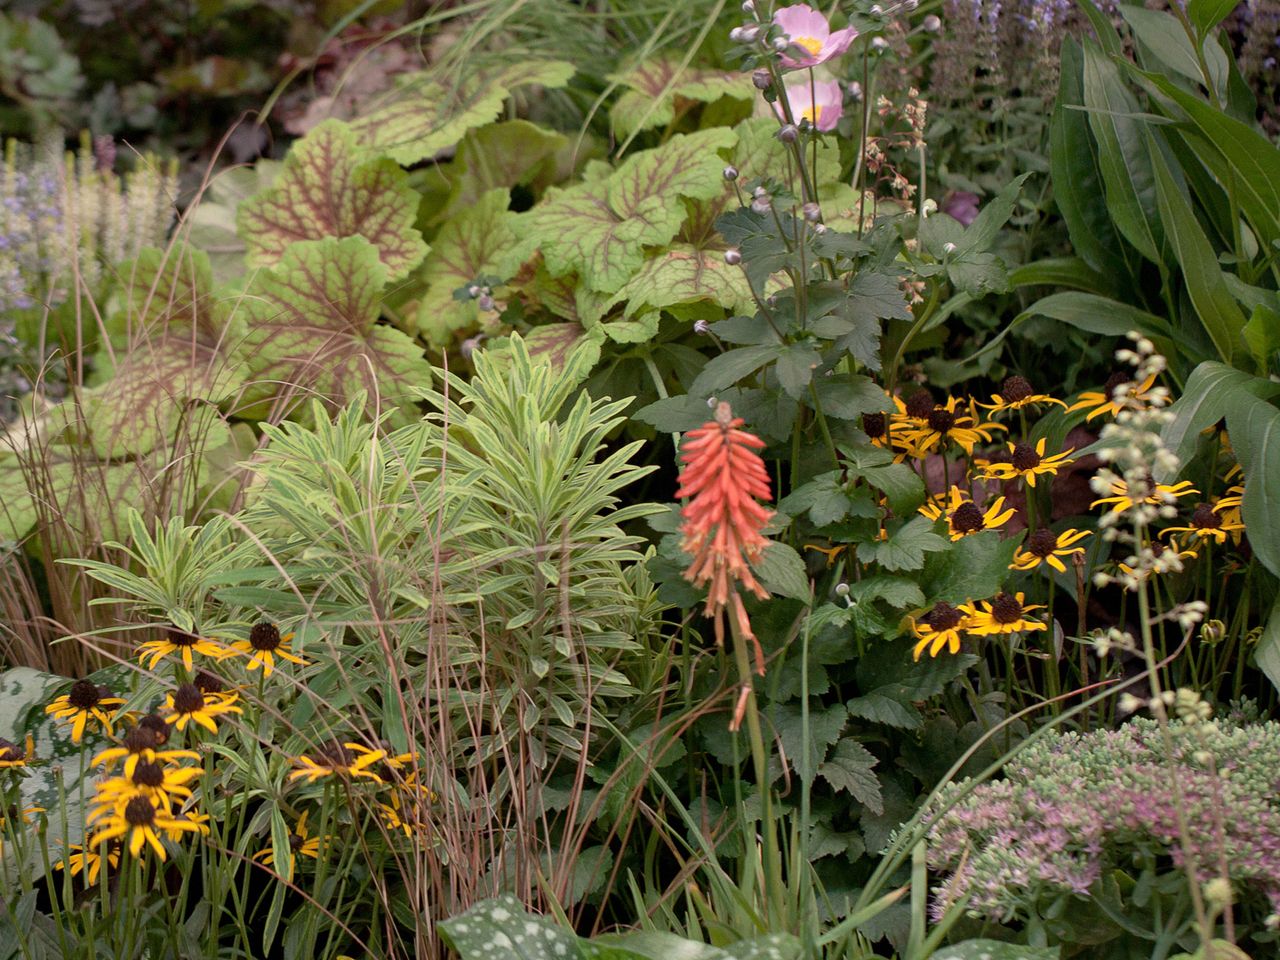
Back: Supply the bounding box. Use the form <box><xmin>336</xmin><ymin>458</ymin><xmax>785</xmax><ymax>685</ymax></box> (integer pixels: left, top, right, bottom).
<box><xmin>723</xmin><ymin>165</ymin><xmax>739</xmax><ymax>181</ymax></box>
<box><xmin>777</xmin><ymin>123</ymin><xmax>800</xmax><ymax>142</ymax></box>
<box><xmin>752</xmin><ymin>69</ymin><xmax>772</xmax><ymax>90</ymax></box>
<box><xmin>724</xmin><ymin>248</ymin><xmax>743</xmax><ymax>265</ymax></box>
<box><xmin>923</xmin><ymin>14</ymin><xmax>942</xmax><ymax>31</ymax></box>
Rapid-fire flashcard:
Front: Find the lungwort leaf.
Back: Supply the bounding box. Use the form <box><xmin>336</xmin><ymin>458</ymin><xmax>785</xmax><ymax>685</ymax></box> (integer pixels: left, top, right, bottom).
<box><xmin>236</xmin><ymin>236</ymin><xmax>432</xmax><ymax>423</ymax></box>
<box><xmin>520</xmin><ymin>127</ymin><xmax>738</xmax><ymax>293</ymax></box>
<box><xmin>237</xmin><ymin>120</ymin><xmax>427</xmax><ymax>280</ymax></box>
<box><xmin>349</xmin><ymin>60</ymin><xmax>575</xmax><ymax>167</ymax></box>
<box><xmin>87</xmin><ymin>247</ymin><xmax>245</xmax><ymax>458</ymax></box>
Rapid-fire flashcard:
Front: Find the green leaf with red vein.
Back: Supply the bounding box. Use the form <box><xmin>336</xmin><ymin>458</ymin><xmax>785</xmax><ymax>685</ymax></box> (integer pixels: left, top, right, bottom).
<box><xmin>604</xmin><ymin>244</ymin><xmax>756</xmax><ymax>319</ymax></box>
<box><xmin>348</xmin><ymin>61</ymin><xmax>575</xmax><ymax>167</ymax></box>
<box><xmin>237</xmin><ymin>120</ymin><xmax>427</xmax><ymax>281</ymax></box>
<box><xmin>235</xmin><ymin>236</ymin><xmax>431</xmax><ymax>424</ymax></box>
<box><xmin>611</xmin><ymin>57</ymin><xmax>754</xmax><ymax>136</ymax></box>
<box><xmin>417</xmin><ymin>188</ymin><xmax>521</xmax><ymax>346</ymax></box>
<box><xmin>86</xmin><ymin>247</ymin><xmax>245</xmax><ymax>458</ymax></box>
<box><xmin>518</xmin><ymin>127</ymin><xmax>738</xmax><ymax>294</ymax></box>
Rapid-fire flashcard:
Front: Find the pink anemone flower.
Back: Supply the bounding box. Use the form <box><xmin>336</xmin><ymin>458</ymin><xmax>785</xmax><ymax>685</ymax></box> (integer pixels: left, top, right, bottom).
<box><xmin>775</xmin><ymin>78</ymin><xmax>844</xmax><ymax>132</ymax></box>
<box><xmin>772</xmin><ymin>4</ymin><xmax>858</xmax><ymax>69</ymax></box>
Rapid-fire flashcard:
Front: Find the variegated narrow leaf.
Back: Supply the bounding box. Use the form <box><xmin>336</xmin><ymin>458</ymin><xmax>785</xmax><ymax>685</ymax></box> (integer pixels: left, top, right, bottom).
<box><xmin>237</xmin><ymin>120</ymin><xmax>427</xmax><ymax>280</ymax></box>
<box><xmin>235</xmin><ymin>236</ymin><xmax>431</xmax><ymax>424</ymax></box>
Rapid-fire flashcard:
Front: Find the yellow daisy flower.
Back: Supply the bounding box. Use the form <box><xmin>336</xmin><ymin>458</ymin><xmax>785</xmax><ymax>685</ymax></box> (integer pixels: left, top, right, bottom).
<box><xmin>89</xmin><ymin>759</ymin><xmax>202</xmax><ymax>815</ymax></box>
<box><xmin>1162</xmin><ymin>503</ymin><xmax>1246</xmax><ymax>546</ymax></box>
<box><xmin>900</xmin><ymin>395</ymin><xmax>1005</xmax><ymax>456</ymax></box>
<box><xmin>253</xmin><ymin>809</ymin><xmax>325</xmax><ymax>878</ymax></box>
<box><xmin>54</xmin><ymin>843</ymin><xmax>119</xmax><ymax>885</ymax></box>
<box><xmin>919</xmin><ymin>486</ymin><xmax>1016</xmax><ymax>541</ymax></box>
<box><xmin>1116</xmin><ymin>539</ymin><xmax>1198</xmax><ymax>580</ymax></box>
<box><xmin>1066</xmin><ymin>371</ymin><xmax>1158</xmax><ymax>420</ymax></box>
<box><xmin>226</xmin><ymin>622</ymin><xmax>306</xmax><ymax>677</ymax></box>
<box><xmin>88</xmin><ymin>794</ymin><xmax>206</xmax><ymax>861</ymax></box>
<box><xmin>1010</xmin><ymin>528</ymin><xmax>1093</xmax><ymax>573</ymax></box>
<box><xmin>1214</xmin><ymin>484</ymin><xmax>1243</xmax><ymax>531</ymax></box>
<box><xmin>908</xmin><ymin>601</ymin><xmax>973</xmax><ymax>660</ymax></box>
<box><xmin>162</xmin><ymin>684</ymin><xmax>242</xmax><ymax>734</ymax></box>
<box><xmin>979</xmin><ymin>439</ymin><xmax>1075</xmax><ymax>488</ymax></box>
<box><xmin>45</xmin><ymin>680</ymin><xmax>125</xmax><ymax>744</ymax></box>
<box><xmin>963</xmin><ymin>592</ymin><xmax>1047</xmax><ymax>636</ymax></box>
<box><xmin>977</xmin><ymin>375</ymin><xmax>1066</xmax><ymax>414</ymax></box>
<box><xmin>94</xmin><ymin>723</ymin><xmax>200</xmax><ymax>779</ymax></box>
<box><xmin>0</xmin><ymin>734</ymin><xmax>34</xmax><ymax>769</ymax></box>
<box><xmin>289</xmin><ymin>741</ymin><xmax>387</xmax><ymax>784</ymax></box>
<box><xmin>1090</xmin><ymin>477</ymin><xmax>1199</xmax><ymax>514</ymax></box>
<box><xmin>136</xmin><ymin>627</ymin><xmax>227</xmax><ymax>673</ymax></box>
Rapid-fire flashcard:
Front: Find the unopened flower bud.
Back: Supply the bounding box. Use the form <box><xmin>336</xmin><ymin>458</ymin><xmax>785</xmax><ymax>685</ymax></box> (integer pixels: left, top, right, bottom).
<box><xmin>1201</xmin><ymin>619</ymin><xmax>1226</xmax><ymax>645</ymax></box>
<box><xmin>752</xmin><ymin>196</ymin><xmax>772</xmax><ymax>213</ymax></box>
<box><xmin>467</xmin><ymin>284</ymin><xmax>482</xmax><ymax>298</ymax></box>
<box><xmin>847</xmin><ymin>81</ymin><xmax>863</xmax><ymax>100</ymax></box>
<box><xmin>1204</xmin><ymin>878</ymin><xmax>1233</xmax><ymax>907</ymax></box>
<box><xmin>904</xmin><ymin>0</ymin><xmax>918</xmax><ymax>10</ymax></box>
<box><xmin>477</xmin><ymin>293</ymin><xmax>496</xmax><ymax>311</ymax></box>
<box><xmin>741</xmin><ymin>0</ymin><xmax>755</xmax><ymax>12</ymax></box>
<box><xmin>737</xmin><ymin>23</ymin><xmax>761</xmax><ymax>42</ymax></box>
<box><xmin>813</xmin><ymin>222</ymin><xmax>827</xmax><ymax>234</ymax></box>
<box><xmin>773</xmin><ymin>36</ymin><xmax>791</xmax><ymax>52</ymax></box>
<box><xmin>834</xmin><ymin>582</ymin><xmax>850</xmax><ymax>597</ymax></box>
<box><xmin>752</xmin><ymin>69</ymin><xmax>772</xmax><ymax>90</ymax></box>
<box><xmin>870</xmin><ymin>4</ymin><xmax>883</xmax><ymax>14</ymax></box>
<box><xmin>923</xmin><ymin>14</ymin><xmax>942</xmax><ymax>31</ymax></box>
<box><xmin>724</xmin><ymin>248</ymin><xmax>743</xmax><ymax>265</ymax></box>
<box><xmin>723</xmin><ymin>165</ymin><xmax>739</xmax><ymax>181</ymax></box>
<box><xmin>460</xmin><ymin>337</ymin><xmax>482</xmax><ymax>358</ymax></box>
<box><xmin>921</xmin><ymin>198</ymin><xmax>938</xmax><ymax>216</ymax></box>
<box><xmin>942</xmin><ymin>241</ymin><xmax>957</xmax><ymax>255</ymax></box>
<box><xmin>871</xmin><ymin>36</ymin><xmax>890</xmax><ymax>51</ymax></box>
<box><xmin>777</xmin><ymin>123</ymin><xmax>799</xmax><ymax>143</ymax></box>
<box><xmin>693</xmin><ymin>319</ymin><xmax>711</xmax><ymax>334</ymax></box>
<box><xmin>802</xmin><ymin>202</ymin><xmax>821</xmax><ymax>222</ymax></box>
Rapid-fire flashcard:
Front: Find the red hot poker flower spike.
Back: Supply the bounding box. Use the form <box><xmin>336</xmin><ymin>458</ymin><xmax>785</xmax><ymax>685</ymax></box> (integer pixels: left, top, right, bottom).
<box><xmin>676</xmin><ymin>402</ymin><xmax>774</xmax><ymax>674</ymax></box>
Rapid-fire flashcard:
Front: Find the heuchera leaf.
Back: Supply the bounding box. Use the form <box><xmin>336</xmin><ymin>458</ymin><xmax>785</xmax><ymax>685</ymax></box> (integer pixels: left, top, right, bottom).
<box><xmin>520</xmin><ymin>127</ymin><xmax>739</xmax><ymax>293</ymax></box>
<box><xmin>610</xmin><ymin>57</ymin><xmax>754</xmax><ymax>136</ymax></box>
<box><xmin>87</xmin><ymin>247</ymin><xmax>245</xmax><ymax>458</ymax></box>
<box><xmin>604</xmin><ymin>243</ymin><xmax>756</xmax><ymax>318</ymax></box>
<box><xmin>234</xmin><ymin>236</ymin><xmax>432</xmax><ymax>424</ymax></box>
<box><xmin>417</xmin><ymin>188</ymin><xmax>520</xmax><ymax>346</ymax></box>
<box><xmin>348</xmin><ymin>61</ymin><xmax>575</xmax><ymax>167</ymax></box>
<box><xmin>237</xmin><ymin>120</ymin><xmax>427</xmax><ymax>281</ymax></box>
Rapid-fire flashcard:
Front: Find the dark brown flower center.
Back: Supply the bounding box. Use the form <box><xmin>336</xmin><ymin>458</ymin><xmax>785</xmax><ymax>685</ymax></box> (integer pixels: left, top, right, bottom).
<box><xmin>861</xmin><ymin>412</ymin><xmax>887</xmax><ymax>439</ymax></box>
<box><xmin>1103</xmin><ymin>371</ymin><xmax>1132</xmax><ymax>401</ymax></box>
<box><xmin>1010</xmin><ymin>443</ymin><xmax>1042</xmax><ymax>471</ymax></box>
<box><xmin>289</xmin><ymin>833</ymin><xmax>306</xmax><ymax>853</ymax></box>
<box><xmin>137</xmin><ymin>714</ymin><xmax>170</xmax><ymax>746</ymax></box>
<box><xmin>68</xmin><ymin>680</ymin><xmax>101</xmax><ymax>710</ymax></box>
<box><xmin>132</xmin><ymin>760</ymin><xmax>165</xmax><ymax>788</ymax></box>
<box><xmin>123</xmin><ymin>796</ymin><xmax>157</xmax><ymax>827</ymax></box>
<box><xmin>1190</xmin><ymin>503</ymin><xmax>1222</xmax><ymax>529</ymax></box>
<box><xmin>319</xmin><ymin>741</ymin><xmax>353</xmax><ymax>768</ymax></box>
<box><xmin>249</xmin><ymin>622</ymin><xmax>282</xmax><ymax>652</ymax></box>
<box><xmin>194</xmin><ymin>671</ymin><xmax>225</xmax><ymax>695</ymax></box>
<box><xmin>1026</xmin><ymin>528</ymin><xmax>1058</xmax><ymax>558</ymax></box>
<box><xmin>167</xmin><ymin>628</ymin><xmax>199</xmax><ymax>648</ymax></box>
<box><xmin>123</xmin><ymin>726</ymin><xmax>158</xmax><ymax>753</ymax></box>
<box><xmin>990</xmin><ymin>592</ymin><xmax>1024</xmax><ymax>624</ymax></box>
<box><xmin>927</xmin><ymin>407</ymin><xmax>956</xmax><ymax>433</ymax></box>
<box><xmin>0</xmin><ymin>738</ymin><xmax>23</xmax><ymax>762</ymax></box>
<box><xmin>924</xmin><ymin>602</ymin><xmax>962</xmax><ymax>631</ymax></box>
<box><xmin>905</xmin><ymin>389</ymin><xmax>935</xmax><ymax>420</ymax></box>
<box><xmin>950</xmin><ymin>502</ymin><xmax>986</xmax><ymax>534</ymax></box>
<box><xmin>1001</xmin><ymin>375</ymin><xmax>1034</xmax><ymax>403</ymax></box>
<box><xmin>172</xmin><ymin>684</ymin><xmax>205</xmax><ymax>715</ymax></box>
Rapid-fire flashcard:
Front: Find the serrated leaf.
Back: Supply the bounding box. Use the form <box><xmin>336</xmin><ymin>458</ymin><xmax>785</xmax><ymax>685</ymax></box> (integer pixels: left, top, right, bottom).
<box><xmin>522</xmin><ymin>127</ymin><xmax>738</xmax><ymax>293</ymax></box>
<box><xmin>633</xmin><ymin>394</ymin><xmax>717</xmax><ymax>433</ymax></box>
<box><xmin>775</xmin><ymin>343</ymin><xmax>822</xmax><ymax>399</ymax></box>
<box><xmin>808</xmin><ymin>272</ymin><xmax>909</xmax><ymax>370</ymax></box>
<box><xmin>811</xmin><ymin>374</ymin><xmax>891</xmax><ymax>420</ymax></box>
<box><xmin>417</xmin><ymin>188</ymin><xmax>520</xmax><ymax>345</ymax></box>
<box><xmin>846</xmin><ymin>576</ymin><xmax>925</xmax><ymax>609</ymax></box>
<box><xmin>605</xmin><ymin>244</ymin><xmax>756</xmax><ymax>318</ymax></box>
<box><xmin>753</xmin><ymin>541</ymin><xmax>810</xmax><ymax>602</ymax></box>
<box><xmin>349</xmin><ymin>60</ymin><xmax>575</xmax><ymax>167</ymax></box>
<box><xmin>237</xmin><ymin>120</ymin><xmax>426</xmax><ymax>281</ymax></box>
<box><xmin>769</xmin><ymin>701</ymin><xmax>848</xmax><ymax>786</ymax></box>
<box><xmin>611</xmin><ymin>57</ymin><xmax>754</xmax><ymax>136</ymax></box>
<box><xmin>842</xmin><ymin>444</ymin><xmax>925</xmax><ymax>514</ymax></box>
<box><xmin>434</xmin><ymin>120</ymin><xmax>567</xmax><ymax>223</ymax></box>
<box><xmin>778</xmin><ymin>471</ymin><xmax>850</xmax><ymax>527</ymax></box>
<box><xmin>690</xmin><ymin>344</ymin><xmax>783</xmax><ymax>395</ymax></box>
<box><xmin>845</xmin><ymin>692</ymin><xmax>922</xmax><ymax>729</ymax></box>
<box><xmin>857</xmin><ymin>516</ymin><xmax>948</xmax><ymax>571</ymax></box>
<box><xmin>920</xmin><ymin>530</ymin><xmax>1019</xmax><ymax>605</ymax></box>
<box><xmin>235</xmin><ymin>236</ymin><xmax>431</xmax><ymax>423</ymax></box>
<box><xmin>817</xmin><ymin>738</ymin><xmax>882</xmax><ymax>813</ymax></box>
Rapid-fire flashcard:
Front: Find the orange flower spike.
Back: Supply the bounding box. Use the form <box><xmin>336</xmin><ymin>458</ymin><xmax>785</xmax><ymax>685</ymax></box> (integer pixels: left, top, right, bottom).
<box><xmin>676</xmin><ymin>402</ymin><xmax>775</xmax><ymax>674</ymax></box>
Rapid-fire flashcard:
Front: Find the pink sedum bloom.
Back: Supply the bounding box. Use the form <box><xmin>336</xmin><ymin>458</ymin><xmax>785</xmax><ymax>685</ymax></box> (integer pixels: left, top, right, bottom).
<box><xmin>772</xmin><ymin>4</ymin><xmax>858</xmax><ymax>69</ymax></box>
<box><xmin>775</xmin><ymin>78</ymin><xmax>844</xmax><ymax>131</ymax></box>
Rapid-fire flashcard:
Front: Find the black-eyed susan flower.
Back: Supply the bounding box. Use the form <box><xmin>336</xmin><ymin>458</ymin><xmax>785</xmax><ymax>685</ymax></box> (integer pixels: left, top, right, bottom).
<box><xmin>253</xmin><ymin>810</ymin><xmax>324</xmax><ymax>878</ymax></box>
<box><xmin>1215</xmin><ymin>484</ymin><xmax>1244</xmax><ymax>531</ymax></box>
<box><xmin>979</xmin><ymin>439</ymin><xmax>1075</xmax><ymax>488</ymax></box>
<box><xmin>45</xmin><ymin>680</ymin><xmax>125</xmax><ymax>744</ymax></box>
<box><xmin>88</xmin><ymin>794</ymin><xmax>206</xmax><ymax>860</ymax></box>
<box><xmin>162</xmin><ymin>684</ymin><xmax>242</xmax><ymax>734</ymax></box>
<box><xmin>861</xmin><ymin>411</ymin><xmax>892</xmax><ymax>449</ymax></box>
<box><xmin>0</xmin><ymin>735</ymin><xmax>34</xmax><ymax>769</ymax></box>
<box><xmin>919</xmin><ymin>486</ymin><xmax>1015</xmax><ymax>540</ymax></box>
<box><xmin>0</xmin><ymin>804</ymin><xmax>43</xmax><ymax>854</ymax></box>
<box><xmin>289</xmin><ymin>740</ymin><xmax>387</xmax><ymax>784</ymax></box>
<box><xmin>901</xmin><ymin>395</ymin><xmax>1005</xmax><ymax>456</ymax></box>
<box><xmin>227</xmin><ymin>622</ymin><xmax>305</xmax><ymax>677</ymax></box>
<box><xmin>978</xmin><ymin>375</ymin><xmax>1066</xmax><ymax>414</ymax></box>
<box><xmin>1011</xmin><ymin>528</ymin><xmax>1093</xmax><ymax>574</ymax></box>
<box><xmin>1116</xmin><ymin>539</ymin><xmax>1198</xmax><ymax>581</ymax></box>
<box><xmin>93</xmin><ymin>723</ymin><xmax>199</xmax><ymax>779</ymax></box>
<box><xmin>1066</xmin><ymin>371</ymin><xmax>1158</xmax><ymax>420</ymax></box>
<box><xmin>1090</xmin><ymin>477</ymin><xmax>1198</xmax><ymax>514</ymax></box>
<box><xmin>1162</xmin><ymin>503</ymin><xmax>1246</xmax><ymax>546</ymax></box>
<box><xmin>964</xmin><ymin>592</ymin><xmax>1047</xmax><ymax>636</ymax></box>
<box><xmin>137</xmin><ymin>627</ymin><xmax>226</xmax><ymax>673</ymax></box>
<box><xmin>193</xmin><ymin>670</ymin><xmax>228</xmax><ymax>696</ymax></box>
<box><xmin>909</xmin><ymin>602</ymin><xmax>972</xmax><ymax>660</ymax></box>
<box><xmin>90</xmin><ymin>758</ymin><xmax>202</xmax><ymax>815</ymax></box>
<box><xmin>54</xmin><ymin>842</ymin><xmax>118</xmax><ymax>884</ymax></box>
<box><xmin>378</xmin><ymin>791</ymin><xmax>433</xmax><ymax>840</ymax></box>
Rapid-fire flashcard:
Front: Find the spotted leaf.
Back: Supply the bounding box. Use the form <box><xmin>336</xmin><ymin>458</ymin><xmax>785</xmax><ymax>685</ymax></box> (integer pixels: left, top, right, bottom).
<box><xmin>237</xmin><ymin>120</ymin><xmax>427</xmax><ymax>280</ymax></box>
<box><xmin>348</xmin><ymin>60</ymin><xmax>575</xmax><ymax>167</ymax></box>
<box><xmin>235</xmin><ymin>236</ymin><xmax>431</xmax><ymax>424</ymax></box>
